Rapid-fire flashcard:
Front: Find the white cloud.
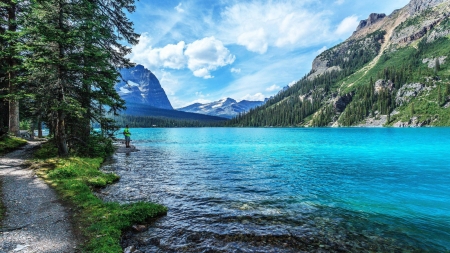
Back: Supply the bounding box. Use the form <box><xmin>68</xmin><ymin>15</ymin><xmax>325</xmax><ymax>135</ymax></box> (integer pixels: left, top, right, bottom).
<box><xmin>130</xmin><ymin>34</ymin><xmax>186</xmax><ymax>70</ymax></box>
<box><xmin>219</xmin><ymin>1</ymin><xmax>331</xmax><ymax>53</ymax></box>
<box><xmin>175</xmin><ymin>3</ymin><xmax>185</xmax><ymax>13</ymax></box>
<box><xmin>231</xmin><ymin>68</ymin><xmax>241</xmax><ymax>73</ymax></box>
<box><xmin>335</xmin><ymin>0</ymin><xmax>345</xmax><ymax>5</ymax></box>
<box><xmin>266</xmin><ymin>84</ymin><xmax>281</xmax><ymax>92</ymax></box>
<box><xmin>159</xmin><ymin>41</ymin><xmax>186</xmax><ymax>69</ymax></box>
<box><xmin>185</xmin><ymin>36</ymin><xmax>235</xmax><ymax>79</ymax></box>
<box><xmin>240</xmin><ymin>93</ymin><xmax>266</xmax><ymax>101</ymax></box>
<box><xmin>237</xmin><ymin>28</ymin><xmax>268</xmax><ymax>54</ymax></box>
<box><xmin>288</xmin><ymin>80</ymin><xmax>297</xmax><ymax>87</ymax></box>
<box><xmin>335</xmin><ymin>15</ymin><xmax>359</xmax><ymax>37</ymax></box>
<box><xmin>131</xmin><ymin>35</ymin><xmax>234</xmax><ymax>79</ymax></box>
<box><xmin>193</xmin><ymin>68</ymin><xmax>213</xmax><ymax>79</ymax></box>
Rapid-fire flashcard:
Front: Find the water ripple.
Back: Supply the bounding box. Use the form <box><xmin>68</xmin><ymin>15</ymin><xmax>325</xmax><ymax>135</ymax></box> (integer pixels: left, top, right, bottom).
<box><xmin>100</xmin><ymin>128</ymin><xmax>450</xmax><ymax>252</ymax></box>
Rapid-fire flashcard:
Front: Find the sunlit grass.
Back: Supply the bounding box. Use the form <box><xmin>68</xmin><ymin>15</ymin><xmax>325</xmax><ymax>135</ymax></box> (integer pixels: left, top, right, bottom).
<box><xmin>32</xmin><ymin>147</ymin><xmax>167</xmax><ymax>252</ymax></box>
<box><xmin>0</xmin><ymin>135</ymin><xmax>27</xmax><ymax>156</ymax></box>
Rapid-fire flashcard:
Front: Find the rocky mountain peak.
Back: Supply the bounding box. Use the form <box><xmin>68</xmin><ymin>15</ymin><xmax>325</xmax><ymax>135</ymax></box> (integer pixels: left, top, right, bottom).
<box><xmin>356</xmin><ymin>13</ymin><xmax>387</xmax><ymax>31</ymax></box>
<box><xmin>116</xmin><ymin>65</ymin><xmax>173</xmax><ymax>110</ymax></box>
<box><xmin>407</xmin><ymin>0</ymin><xmax>447</xmax><ymax>15</ymax></box>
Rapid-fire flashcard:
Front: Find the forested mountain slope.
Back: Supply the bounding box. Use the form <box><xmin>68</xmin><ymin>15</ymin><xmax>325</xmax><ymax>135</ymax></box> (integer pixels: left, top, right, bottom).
<box><xmin>227</xmin><ymin>0</ymin><xmax>450</xmax><ymax>127</ymax></box>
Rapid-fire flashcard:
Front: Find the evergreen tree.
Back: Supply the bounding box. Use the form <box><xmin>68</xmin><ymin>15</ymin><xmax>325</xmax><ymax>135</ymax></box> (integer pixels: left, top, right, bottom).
<box><xmin>0</xmin><ymin>1</ymin><xmax>21</xmax><ymax>136</ymax></box>
<box><xmin>22</xmin><ymin>0</ymin><xmax>137</xmax><ymax>156</ymax></box>
<box><xmin>435</xmin><ymin>58</ymin><xmax>440</xmax><ymax>74</ymax></box>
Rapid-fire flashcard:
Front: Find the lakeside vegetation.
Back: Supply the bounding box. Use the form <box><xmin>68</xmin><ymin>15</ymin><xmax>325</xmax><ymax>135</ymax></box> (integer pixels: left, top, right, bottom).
<box><xmin>29</xmin><ymin>142</ymin><xmax>167</xmax><ymax>252</ymax></box>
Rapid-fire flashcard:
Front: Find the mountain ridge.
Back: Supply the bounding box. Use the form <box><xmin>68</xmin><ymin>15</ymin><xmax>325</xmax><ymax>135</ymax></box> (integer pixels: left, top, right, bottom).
<box><xmin>227</xmin><ymin>0</ymin><xmax>450</xmax><ymax>127</ymax></box>
<box><xmin>177</xmin><ymin>98</ymin><xmax>265</xmax><ymax>119</ymax></box>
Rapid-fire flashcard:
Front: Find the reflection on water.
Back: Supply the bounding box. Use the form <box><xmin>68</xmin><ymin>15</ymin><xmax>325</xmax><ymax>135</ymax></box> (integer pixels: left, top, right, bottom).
<box><xmin>99</xmin><ymin>128</ymin><xmax>450</xmax><ymax>252</ymax></box>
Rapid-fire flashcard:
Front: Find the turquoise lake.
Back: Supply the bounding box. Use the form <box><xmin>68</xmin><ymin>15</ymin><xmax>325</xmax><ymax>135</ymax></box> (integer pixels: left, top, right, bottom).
<box><xmin>101</xmin><ymin>128</ymin><xmax>450</xmax><ymax>252</ymax></box>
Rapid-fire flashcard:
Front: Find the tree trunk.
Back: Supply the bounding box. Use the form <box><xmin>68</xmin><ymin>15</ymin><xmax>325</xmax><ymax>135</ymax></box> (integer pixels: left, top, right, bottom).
<box><xmin>8</xmin><ymin>99</ymin><xmax>19</xmax><ymax>136</ymax></box>
<box><xmin>56</xmin><ymin>0</ymin><xmax>68</xmax><ymax>156</ymax></box>
<box><xmin>37</xmin><ymin>119</ymin><xmax>43</xmax><ymax>138</ymax></box>
<box><xmin>7</xmin><ymin>2</ymin><xmax>20</xmax><ymax>136</ymax></box>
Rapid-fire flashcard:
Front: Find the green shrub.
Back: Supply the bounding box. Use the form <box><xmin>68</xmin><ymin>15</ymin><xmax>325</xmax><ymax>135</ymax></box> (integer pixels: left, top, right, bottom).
<box><xmin>34</xmin><ymin>142</ymin><xmax>58</xmax><ymax>159</ymax></box>
<box><xmin>74</xmin><ymin>132</ymin><xmax>115</xmax><ymax>158</ymax></box>
<box><xmin>0</xmin><ymin>135</ymin><xmax>27</xmax><ymax>155</ymax></box>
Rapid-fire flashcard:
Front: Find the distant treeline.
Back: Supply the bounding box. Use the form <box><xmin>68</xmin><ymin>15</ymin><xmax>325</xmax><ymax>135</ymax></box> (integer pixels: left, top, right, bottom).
<box><xmin>109</xmin><ymin>115</ymin><xmax>227</xmax><ymax>128</ymax></box>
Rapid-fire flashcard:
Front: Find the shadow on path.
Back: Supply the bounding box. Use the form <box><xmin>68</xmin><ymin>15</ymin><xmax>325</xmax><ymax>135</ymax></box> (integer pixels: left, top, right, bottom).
<box><xmin>0</xmin><ymin>141</ymin><xmax>79</xmax><ymax>252</ymax></box>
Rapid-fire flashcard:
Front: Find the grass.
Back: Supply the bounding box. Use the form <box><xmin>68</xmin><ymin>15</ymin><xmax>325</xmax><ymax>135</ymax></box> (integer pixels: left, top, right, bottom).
<box><xmin>0</xmin><ymin>135</ymin><xmax>27</xmax><ymax>156</ymax></box>
<box><xmin>31</xmin><ymin>142</ymin><xmax>168</xmax><ymax>252</ymax></box>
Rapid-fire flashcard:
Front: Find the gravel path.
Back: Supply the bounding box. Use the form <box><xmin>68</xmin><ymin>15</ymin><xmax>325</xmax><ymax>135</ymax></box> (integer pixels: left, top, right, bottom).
<box><xmin>0</xmin><ymin>141</ymin><xmax>79</xmax><ymax>253</ymax></box>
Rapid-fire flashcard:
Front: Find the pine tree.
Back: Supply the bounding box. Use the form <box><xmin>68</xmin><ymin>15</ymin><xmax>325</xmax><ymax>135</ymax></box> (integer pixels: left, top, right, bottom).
<box><xmin>21</xmin><ymin>0</ymin><xmax>137</xmax><ymax>156</ymax></box>
<box><xmin>435</xmin><ymin>58</ymin><xmax>440</xmax><ymax>75</ymax></box>
<box><xmin>0</xmin><ymin>1</ymin><xmax>21</xmax><ymax>136</ymax></box>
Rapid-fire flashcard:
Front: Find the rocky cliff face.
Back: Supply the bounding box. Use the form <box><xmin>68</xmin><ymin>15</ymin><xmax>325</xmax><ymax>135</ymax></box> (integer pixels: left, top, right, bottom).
<box><xmin>116</xmin><ymin>65</ymin><xmax>173</xmax><ymax>110</ymax></box>
<box><xmin>356</xmin><ymin>13</ymin><xmax>387</xmax><ymax>31</ymax></box>
<box><xmin>408</xmin><ymin>0</ymin><xmax>447</xmax><ymax>14</ymax></box>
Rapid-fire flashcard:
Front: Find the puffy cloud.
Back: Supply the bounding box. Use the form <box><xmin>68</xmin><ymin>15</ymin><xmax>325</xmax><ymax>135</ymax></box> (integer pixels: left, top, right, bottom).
<box><xmin>130</xmin><ymin>34</ymin><xmax>186</xmax><ymax>69</ymax></box>
<box><xmin>131</xmin><ymin>34</ymin><xmax>234</xmax><ymax>79</ymax></box>
<box><xmin>220</xmin><ymin>1</ymin><xmax>330</xmax><ymax>53</ymax></box>
<box><xmin>185</xmin><ymin>36</ymin><xmax>235</xmax><ymax>79</ymax></box>
<box><xmin>159</xmin><ymin>41</ymin><xmax>186</xmax><ymax>69</ymax></box>
<box><xmin>240</xmin><ymin>93</ymin><xmax>265</xmax><ymax>101</ymax></box>
<box><xmin>266</xmin><ymin>84</ymin><xmax>281</xmax><ymax>92</ymax></box>
<box><xmin>193</xmin><ymin>68</ymin><xmax>213</xmax><ymax>79</ymax></box>
<box><xmin>335</xmin><ymin>15</ymin><xmax>359</xmax><ymax>37</ymax></box>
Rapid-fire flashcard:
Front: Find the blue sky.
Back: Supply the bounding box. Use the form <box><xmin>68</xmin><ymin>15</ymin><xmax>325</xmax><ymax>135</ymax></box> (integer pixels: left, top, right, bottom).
<box><xmin>127</xmin><ymin>0</ymin><xmax>410</xmax><ymax>108</ymax></box>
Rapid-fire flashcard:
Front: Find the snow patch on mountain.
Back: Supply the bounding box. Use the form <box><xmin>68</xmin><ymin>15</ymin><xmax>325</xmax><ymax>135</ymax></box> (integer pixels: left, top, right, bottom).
<box><xmin>177</xmin><ymin>98</ymin><xmax>265</xmax><ymax>119</ymax></box>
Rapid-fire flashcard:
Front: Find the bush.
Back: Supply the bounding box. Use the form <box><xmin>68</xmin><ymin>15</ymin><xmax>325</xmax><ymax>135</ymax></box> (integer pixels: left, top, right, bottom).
<box><xmin>74</xmin><ymin>132</ymin><xmax>115</xmax><ymax>158</ymax></box>
<box><xmin>34</xmin><ymin>142</ymin><xmax>58</xmax><ymax>159</ymax></box>
<box><xmin>0</xmin><ymin>135</ymin><xmax>27</xmax><ymax>155</ymax></box>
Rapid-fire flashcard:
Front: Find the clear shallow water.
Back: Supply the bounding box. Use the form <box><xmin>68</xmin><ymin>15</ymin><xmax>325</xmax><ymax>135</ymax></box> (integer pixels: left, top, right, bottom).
<box><xmin>101</xmin><ymin>128</ymin><xmax>450</xmax><ymax>252</ymax></box>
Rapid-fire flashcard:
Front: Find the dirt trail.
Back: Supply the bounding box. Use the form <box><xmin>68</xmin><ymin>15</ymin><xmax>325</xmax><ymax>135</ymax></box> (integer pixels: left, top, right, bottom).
<box><xmin>0</xmin><ymin>141</ymin><xmax>79</xmax><ymax>253</ymax></box>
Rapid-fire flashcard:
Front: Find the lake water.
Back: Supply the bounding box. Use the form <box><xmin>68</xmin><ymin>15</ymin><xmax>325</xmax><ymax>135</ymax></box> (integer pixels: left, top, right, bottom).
<box><xmin>100</xmin><ymin>128</ymin><xmax>450</xmax><ymax>252</ymax></box>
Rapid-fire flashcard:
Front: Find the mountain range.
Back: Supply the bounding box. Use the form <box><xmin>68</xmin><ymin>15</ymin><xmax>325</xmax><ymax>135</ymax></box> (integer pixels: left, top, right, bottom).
<box><xmin>227</xmin><ymin>0</ymin><xmax>450</xmax><ymax>127</ymax></box>
<box><xmin>177</xmin><ymin>98</ymin><xmax>265</xmax><ymax>119</ymax></box>
<box><xmin>116</xmin><ymin>65</ymin><xmax>266</xmax><ymax>120</ymax></box>
<box><xmin>116</xmin><ymin>65</ymin><xmax>229</xmax><ymax>122</ymax></box>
